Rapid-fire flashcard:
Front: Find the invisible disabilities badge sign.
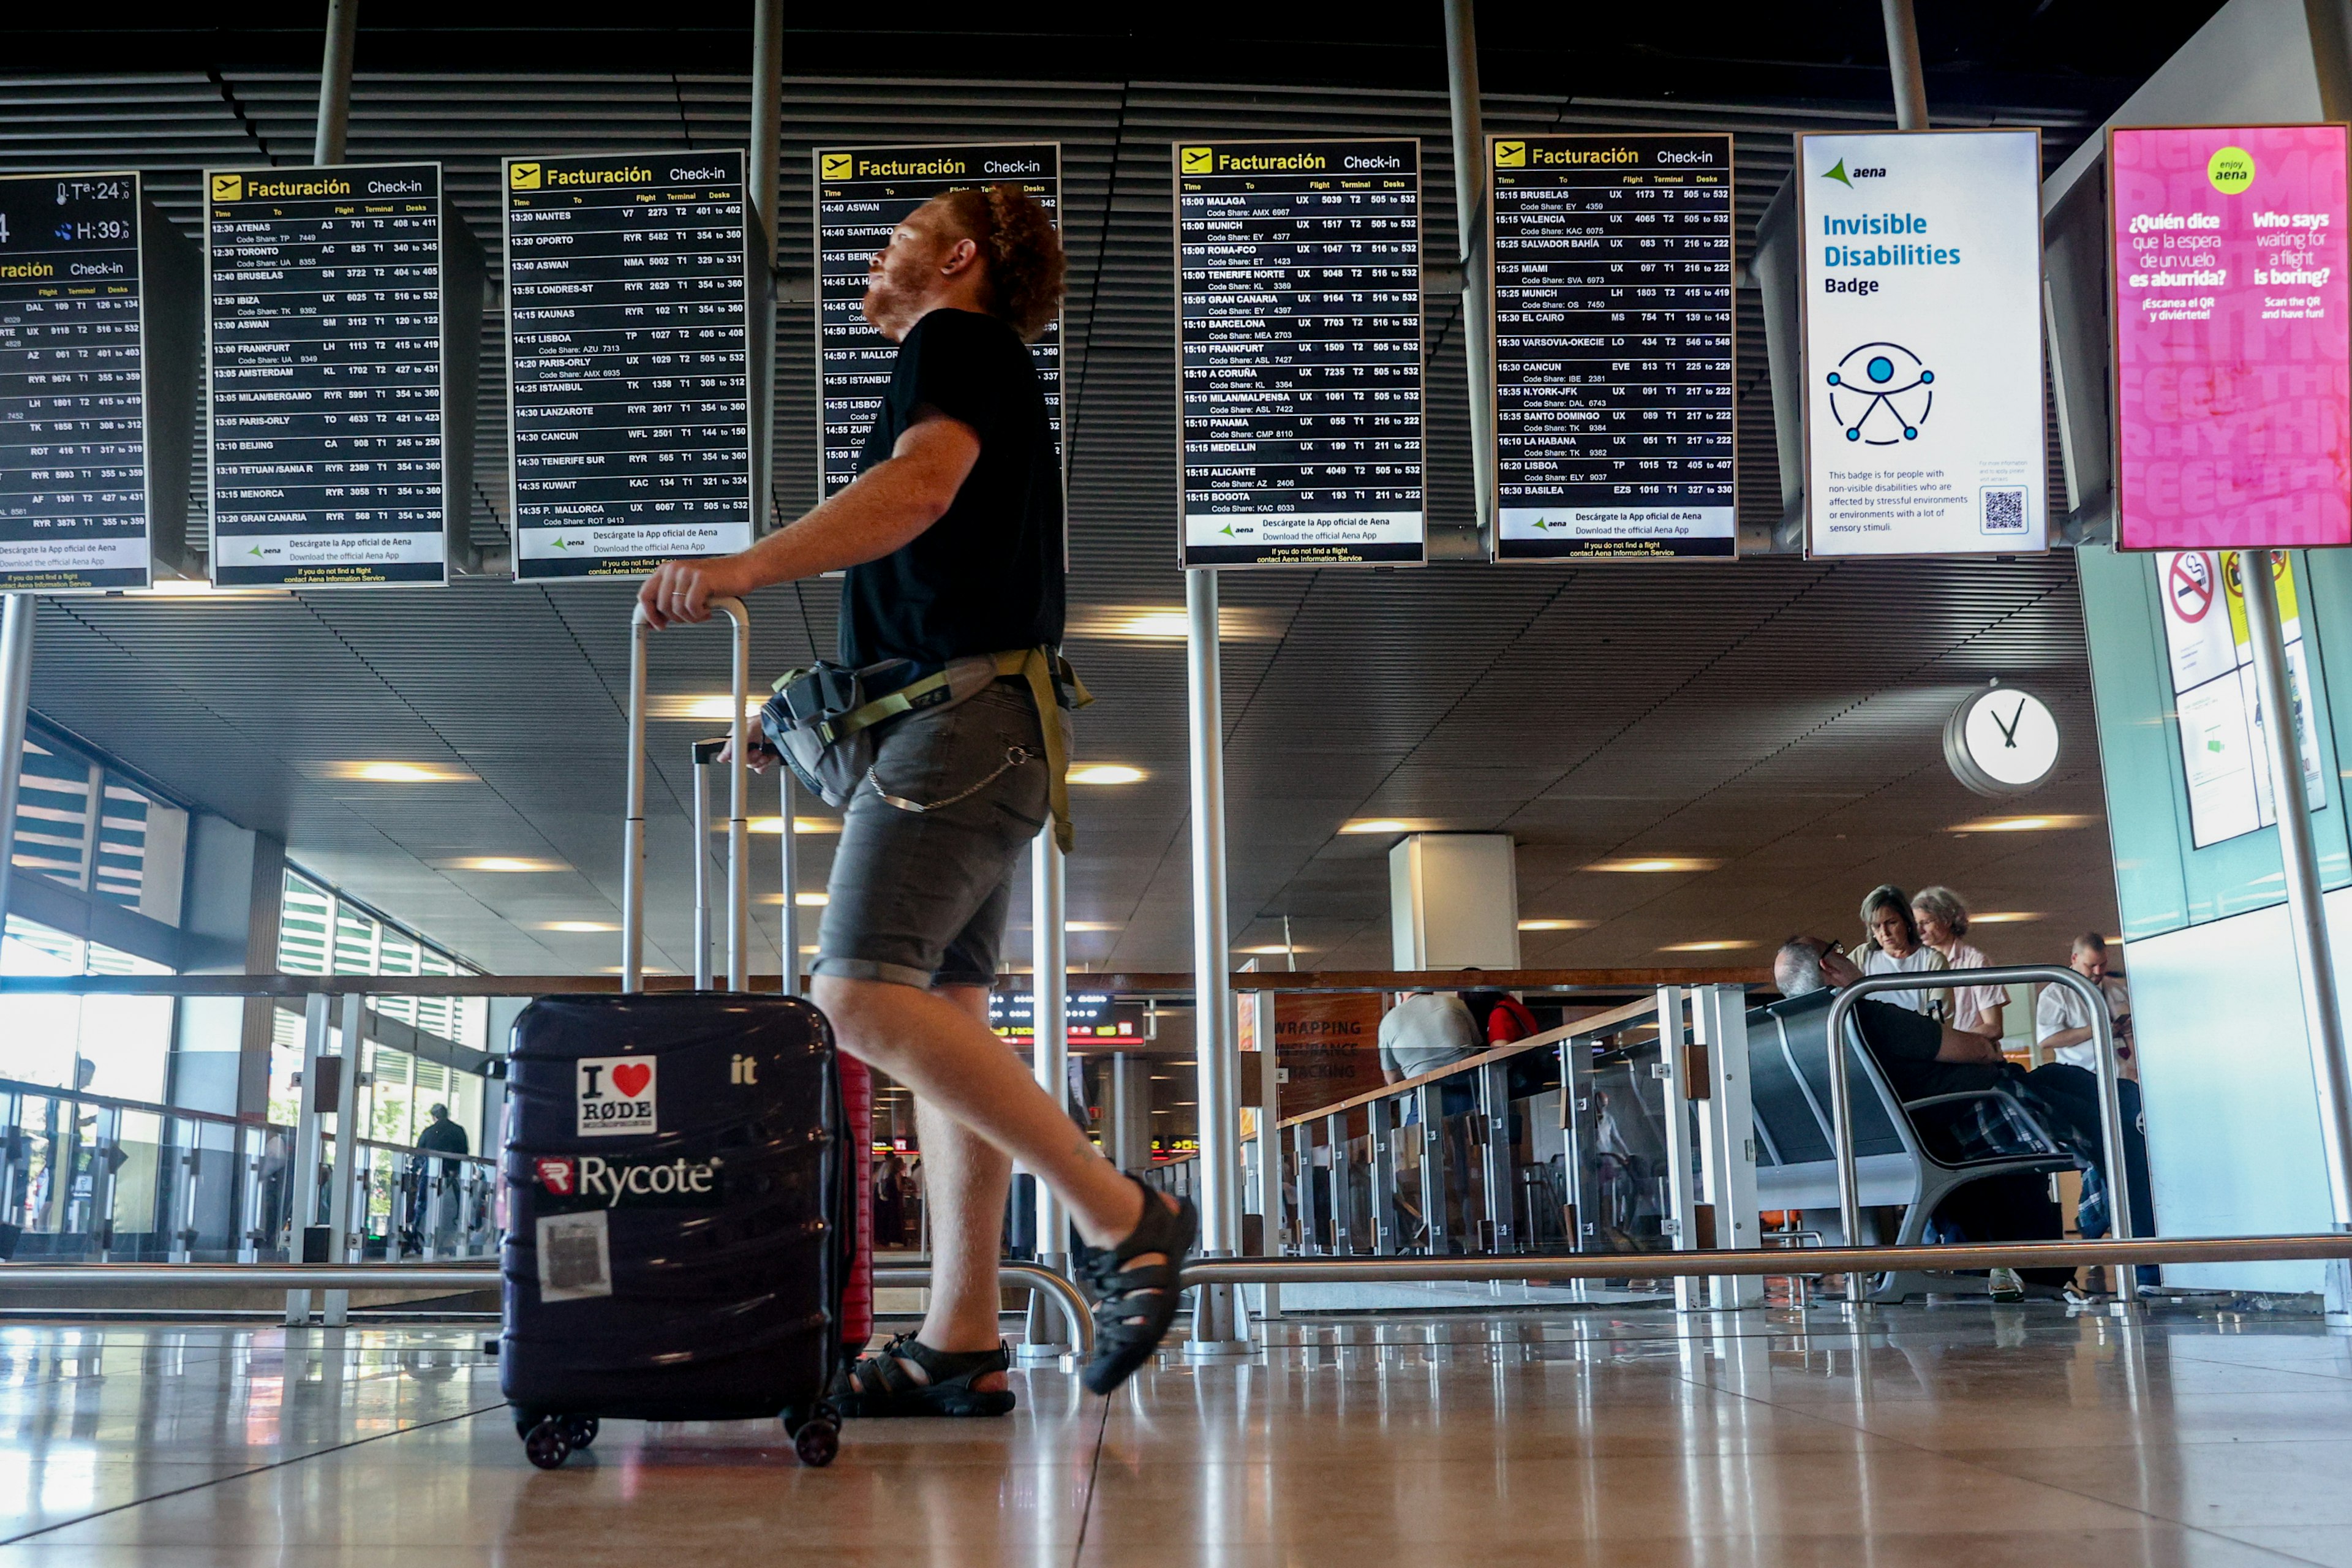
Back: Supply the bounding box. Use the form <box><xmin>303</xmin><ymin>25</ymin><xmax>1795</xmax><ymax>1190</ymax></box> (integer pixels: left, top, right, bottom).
<box><xmin>1797</xmin><ymin>129</ymin><xmax>2048</xmax><ymax>557</ymax></box>
<box><xmin>575</xmin><ymin>1055</ymin><xmax>657</xmax><ymax>1137</ymax></box>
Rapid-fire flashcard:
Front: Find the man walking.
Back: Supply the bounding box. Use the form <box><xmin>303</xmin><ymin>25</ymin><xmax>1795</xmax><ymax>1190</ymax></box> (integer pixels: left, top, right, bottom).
<box><xmin>639</xmin><ymin>183</ymin><xmax>1192</xmax><ymax>1409</ymax></box>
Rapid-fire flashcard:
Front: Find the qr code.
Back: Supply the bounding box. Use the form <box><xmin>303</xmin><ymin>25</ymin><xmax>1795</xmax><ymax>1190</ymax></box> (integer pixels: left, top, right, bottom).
<box><xmin>1980</xmin><ymin>487</ymin><xmax>2027</xmax><ymax>535</ymax></box>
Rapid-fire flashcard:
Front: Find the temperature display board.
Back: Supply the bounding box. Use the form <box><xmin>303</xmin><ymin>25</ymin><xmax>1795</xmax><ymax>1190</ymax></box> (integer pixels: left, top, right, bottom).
<box><xmin>205</xmin><ymin>162</ymin><xmax>470</xmax><ymax>587</ymax></box>
<box><xmin>1175</xmin><ymin>138</ymin><xmax>1423</xmax><ymax>568</ymax></box>
<box><xmin>814</xmin><ymin>143</ymin><xmax>1060</xmax><ymax>499</ymax></box>
<box><xmin>0</xmin><ymin>173</ymin><xmax>192</xmax><ymax>592</ymax></box>
<box><xmin>505</xmin><ymin>151</ymin><xmax>755</xmax><ymax>579</ymax></box>
<box><xmin>1489</xmin><ymin>134</ymin><xmax>1736</xmax><ymax>560</ymax></box>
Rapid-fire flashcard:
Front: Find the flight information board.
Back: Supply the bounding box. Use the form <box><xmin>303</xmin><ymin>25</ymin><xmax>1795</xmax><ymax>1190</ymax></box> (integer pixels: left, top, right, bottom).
<box><xmin>0</xmin><ymin>173</ymin><xmax>154</xmax><ymax>591</ymax></box>
<box><xmin>205</xmin><ymin>163</ymin><xmax>451</xmax><ymax>586</ymax></box>
<box><xmin>814</xmin><ymin>143</ymin><xmax>1060</xmax><ymax>499</ymax></box>
<box><xmin>1175</xmin><ymin>138</ymin><xmax>1423</xmax><ymax>568</ymax></box>
<box><xmin>1490</xmin><ymin>134</ymin><xmax>1736</xmax><ymax>560</ymax></box>
<box><xmin>504</xmin><ymin>151</ymin><xmax>755</xmax><ymax>580</ymax></box>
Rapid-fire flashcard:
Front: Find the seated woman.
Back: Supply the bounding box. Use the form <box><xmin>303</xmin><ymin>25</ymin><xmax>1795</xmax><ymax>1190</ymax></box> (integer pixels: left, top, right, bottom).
<box><xmin>1913</xmin><ymin>884</ymin><xmax>2005</xmax><ymax>1042</ymax></box>
<box><xmin>1850</xmin><ymin>883</ymin><xmax>1947</xmax><ymax>1016</ymax></box>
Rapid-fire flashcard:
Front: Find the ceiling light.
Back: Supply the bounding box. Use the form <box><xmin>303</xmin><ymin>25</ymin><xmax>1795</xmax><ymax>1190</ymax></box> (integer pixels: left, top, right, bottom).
<box><xmin>442</xmin><ymin>856</ymin><xmax>565</xmax><ymax>873</ymax></box>
<box><xmin>1064</xmin><ymin>605</ymin><xmax>1276</xmax><ymax>641</ymax></box>
<box><xmin>1588</xmin><ymin>856</ymin><xmax>1719</xmax><ymax>873</ymax></box>
<box><xmin>124</xmin><ymin>579</ymin><xmax>287</xmax><ymax>599</ymax></box>
<box><xmin>1518</xmin><ymin>918</ymin><xmax>1592</xmax><ymax>932</ymax></box>
<box><xmin>1068</xmin><ymin>764</ymin><xmax>1145</xmax><ymax>786</ymax></box>
<box><xmin>1066</xmin><ymin>921</ymin><xmax>1121</xmax><ymax>932</ymax></box>
<box><xmin>1660</xmin><ymin>939</ymin><xmax>1756</xmax><ymax>952</ymax></box>
<box><xmin>795</xmin><ymin>892</ymin><xmax>829</xmax><ymax>907</ymax></box>
<box><xmin>1341</xmin><ymin>818</ymin><xmax>1441</xmax><ymax>835</ymax></box>
<box><xmin>1948</xmin><ymin>814</ymin><xmax>2096</xmax><ymax>833</ymax></box>
<box><xmin>537</xmin><ymin>920</ymin><xmax>617</xmax><ymax>933</ymax></box>
<box><xmin>646</xmin><ymin>694</ymin><xmax>762</xmax><ymax>721</ymax></box>
<box><xmin>1970</xmin><ymin>911</ymin><xmax>2045</xmax><ymax>924</ymax></box>
<box><xmin>325</xmin><ymin>760</ymin><xmax>475</xmax><ymax>784</ymax></box>
<box><xmin>1236</xmin><ymin>944</ymin><xmax>1308</xmax><ymax>956</ymax></box>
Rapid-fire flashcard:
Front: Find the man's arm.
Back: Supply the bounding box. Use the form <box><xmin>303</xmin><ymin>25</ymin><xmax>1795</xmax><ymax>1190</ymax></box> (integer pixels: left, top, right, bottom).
<box><xmin>1935</xmin><ymin>1025</ymin><xmax>2008</xmax><ymax>1065</ymax></box>
<box><xmin>637</xmin><ymin>412</ymin><xmax>981</xmax><ymax>628</ymax></box>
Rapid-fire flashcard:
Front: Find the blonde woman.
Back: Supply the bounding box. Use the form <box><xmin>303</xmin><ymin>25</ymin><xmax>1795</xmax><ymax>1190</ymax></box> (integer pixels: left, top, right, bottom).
<box><xmin>1851</xmin><ymin>883</ymin><xmax>1946</xmax><ymax>1016</ymax></box>
<box><xmin>1913</xmin><ymin>885</ymin><xmax>2004</xmax><ymax>1042</ymax></box>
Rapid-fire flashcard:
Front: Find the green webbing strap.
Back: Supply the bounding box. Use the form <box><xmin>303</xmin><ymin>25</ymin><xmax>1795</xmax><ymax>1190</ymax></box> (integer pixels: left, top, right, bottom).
<box><xmin>817</xmin><ymin>669</ymin><xmax>955</xmax><ymax>746</ymax></box>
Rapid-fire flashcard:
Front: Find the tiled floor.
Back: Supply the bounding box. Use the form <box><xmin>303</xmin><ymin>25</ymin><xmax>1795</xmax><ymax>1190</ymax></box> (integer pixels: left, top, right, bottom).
<box><xmin>1</xmin><ymin>1302</ymin><xmax>2350</xmax><ymax>1565</ymax></box>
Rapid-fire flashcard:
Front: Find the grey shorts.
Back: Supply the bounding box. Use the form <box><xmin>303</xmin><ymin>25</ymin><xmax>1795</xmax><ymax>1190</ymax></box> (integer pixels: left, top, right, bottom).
<box><xmin>812</xmin><ymin>680</ymin><xmax>1050</xmax><ymax>990</ymax></box>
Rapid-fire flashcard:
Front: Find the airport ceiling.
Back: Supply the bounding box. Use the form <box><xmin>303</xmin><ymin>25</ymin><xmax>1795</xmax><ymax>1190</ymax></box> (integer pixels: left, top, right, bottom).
<box><xmin>4</xmin><ymin>2</ymin><xmax>2179</xmax><ymax>979</ymax></box>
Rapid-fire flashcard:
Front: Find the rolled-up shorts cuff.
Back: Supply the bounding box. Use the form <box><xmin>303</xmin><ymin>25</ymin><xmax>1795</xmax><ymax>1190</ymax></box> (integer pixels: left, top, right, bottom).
<box><xmin>810</xmin><ymin>956</ymin><xmax>938</xmax><ymax>991</ymax></box>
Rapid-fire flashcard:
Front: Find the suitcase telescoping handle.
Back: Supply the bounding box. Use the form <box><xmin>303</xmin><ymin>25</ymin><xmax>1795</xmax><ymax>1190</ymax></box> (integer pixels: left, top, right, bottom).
<box><xmin>625</xmin><ymin>597</ymin><xmax>750</xmax><ymax>994</ymax></box>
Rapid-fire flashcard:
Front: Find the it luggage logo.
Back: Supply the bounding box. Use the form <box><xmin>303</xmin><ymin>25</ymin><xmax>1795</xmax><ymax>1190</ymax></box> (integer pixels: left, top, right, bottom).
<box><xmin>575</xmin><ymin>1056</ymin><xmax>657</xmax><ymax>1137</ymax></box>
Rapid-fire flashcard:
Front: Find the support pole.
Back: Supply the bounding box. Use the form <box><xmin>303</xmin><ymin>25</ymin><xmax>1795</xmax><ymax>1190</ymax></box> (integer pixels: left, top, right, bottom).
<box><xmin>2242</xmin><ymin>552</ymin><xmax>2352</xmax><ymax>1313</ymax></box>
<box><xmin>312</xmin><ymin>0</ymin><xmax>359</xmax><ymax>165</ymax></box>
<box><xmin>1022</xmin><ymin>827</ymin><xmax>1072</xmax><ymax>1359</ymax></box>
<box><xmin>779</xmin><ymin>771</ymin><xmax>800</xmax><ymax>990</ymax></box>
<box><xmin>1879</xmin><ymin>0</ymin><xmax>1930</xmax><ymax>130</ymax></box>
<box><xmin>1441</xmin><ymin>0</ymin><xmax>1496</xmax><ymax>556</ymax></box>
<box><xmin>285</xmin><ymin>992</ymin><xmax>330</xmax><ymax>1325</ymax></box>
<box><xmin>0</xmin><ymin>595</ymin><xmax>32</xmax><ymax>944</ymax></box>
<box><xmin>1183</xmin><ymin>568</ymin><xmax>1245</xmax><ymax>1352</ymax></box>
<box><xmin>748</xmin><ymin>0</ymin><xmax>782</xmax><ymax>535</ymax></box>
<box><xmin>323</xmin><ymin>991</ymin><xmax>364</xmax><ymax>1325</ymax></box>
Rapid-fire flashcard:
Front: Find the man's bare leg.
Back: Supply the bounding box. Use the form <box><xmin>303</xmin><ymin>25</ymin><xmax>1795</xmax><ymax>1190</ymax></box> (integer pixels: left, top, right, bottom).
<box><xmin>813</xmin><ymin>974</ymin><xmax>1161</xmax><ymax>1257</ymax></box>
<box><xmin>904</xmin><ymin>987</ymin><xmax>1014</xmax><ymax>1390</ymax></box>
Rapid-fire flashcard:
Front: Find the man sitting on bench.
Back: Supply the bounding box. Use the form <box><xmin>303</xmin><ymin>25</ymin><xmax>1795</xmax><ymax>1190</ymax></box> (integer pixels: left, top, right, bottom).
<box><xmin>1774</xmin><ymin>937</ymin><xmax>2154</xmax><ymax>1301</ymax></box>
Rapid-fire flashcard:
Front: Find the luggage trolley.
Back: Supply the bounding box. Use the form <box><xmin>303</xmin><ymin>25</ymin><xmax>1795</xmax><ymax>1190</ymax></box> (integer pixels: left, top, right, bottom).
<box><xmin>500</xmin><ymin>598</ymin><xmax>854</xmax><ymax>1470</ymax></box>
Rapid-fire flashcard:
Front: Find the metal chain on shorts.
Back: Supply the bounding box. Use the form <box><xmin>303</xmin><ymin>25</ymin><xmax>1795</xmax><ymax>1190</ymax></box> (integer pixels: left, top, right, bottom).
<box><xmin>863</xmin><ymin>746</ymin><xmax>1035</xmax><ymax>814</ymax></box>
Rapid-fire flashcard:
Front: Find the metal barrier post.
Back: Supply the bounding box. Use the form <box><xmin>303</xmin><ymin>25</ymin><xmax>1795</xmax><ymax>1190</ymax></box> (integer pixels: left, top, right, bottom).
<box><xmin>1367</xmin><ymin>1096</ymin><xmax>1398</xmax><ymax>1256</ymax></box>
<box><xmin>1478</xmin><ymin>1060</ymin><xmax>1513</xmax><ymax>1254</ymax></box>
<box><xmin>1327</xmin><ymin>1110</ymin><xmax>1353</xmax><ymax>1254</ymax></box>
<box><xmin>1292</xmin><ymin>1120</ymin><xmax>1317</xmax><ymax>1253</ymax></box>
<box><xmin>1695</xmin><ymin>984</ymin><xmax>1762</xmax><ymax>1308</ymax></box>
<box><xmin>1656</xmin><ymin>986</ymin><xmax>1703</xmax><ymax>1310</ymax></box>
<box><xmin>1561</xmin><ymin>1035</ymin><xmax>1596</xmax><ymax>1253</ymax></box>
<box><xmin>1417</xmin><ymin>1082</ymin><xmax>1445</xmax><ymax>1254</ymax></box>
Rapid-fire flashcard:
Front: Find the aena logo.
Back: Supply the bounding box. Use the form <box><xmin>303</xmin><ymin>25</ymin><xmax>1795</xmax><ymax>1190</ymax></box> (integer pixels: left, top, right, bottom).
<box><xmin>1821</xmin><ymin>160</ymin><xmax>1887</xmax><ymax>188</ymax></box>
<box><xmin>575</xmin><ymin>1055</ymin><xmax>656</xmax><ymax>1138</ymax></box>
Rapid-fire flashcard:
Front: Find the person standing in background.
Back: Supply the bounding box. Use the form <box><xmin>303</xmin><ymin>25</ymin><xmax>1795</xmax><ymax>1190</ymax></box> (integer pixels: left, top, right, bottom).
<box><xmin>1913</xmin><ymin>886</ymin><xmax>2005</xmax><ymax>1042</ymax></box>
<box><xmin>1853</xmin><ymin>884</ymin><xmax>1948</xmax><ymax>1016</ymax></box>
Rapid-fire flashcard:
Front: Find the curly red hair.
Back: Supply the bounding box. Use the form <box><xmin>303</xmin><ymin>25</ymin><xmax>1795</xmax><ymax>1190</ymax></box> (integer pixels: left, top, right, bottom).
<box><xmin>932</xmin><ymin>183</ymin><xmax>1065</xmax><ymax>342</ymax></box>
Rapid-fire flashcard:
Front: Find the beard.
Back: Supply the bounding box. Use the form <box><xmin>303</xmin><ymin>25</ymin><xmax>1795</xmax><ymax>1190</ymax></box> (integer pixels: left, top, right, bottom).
<box><xmin>859</xmin><ymin>265</ymin><xmax>925</xmax><ymax>340</ymax></box>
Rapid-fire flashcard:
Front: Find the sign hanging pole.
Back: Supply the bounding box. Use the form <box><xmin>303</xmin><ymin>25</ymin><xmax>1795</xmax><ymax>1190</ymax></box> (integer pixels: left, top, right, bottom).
<box><xmin>1880</xmin><ymin>0</ymin><xmax>1929</xmax><ymax>130</ymax></box>
<box><xmin>1442</xmin><ymin>0</ymin><xmax>1495</xmax><ymax>557</ymax></box>
<box><xmin>312</xmin><ymin>0</ymin><xmax>358</xmax><ymax>165</ymax></box>
<box><xmin>749</xmin><ymin>0</ymin><xmax>781</xmax><ymax>534</ymax></box>
<box><xmin>2241</xmin><ymin>556</ymin><xmax>2352</xmax><ymax>1271</ymax></box>
<box><xmin>1185</xmin><ymin>567</ymin><xmax>1245</xmax><ymax>1351</ymax></box>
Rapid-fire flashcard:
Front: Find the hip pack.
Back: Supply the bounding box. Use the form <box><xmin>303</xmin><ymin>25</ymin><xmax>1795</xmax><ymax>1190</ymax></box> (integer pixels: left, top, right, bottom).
<box><xmin>760</xmin><ymin>647</ymin><xmax>1091</xmax><ymax>851</ymax></box>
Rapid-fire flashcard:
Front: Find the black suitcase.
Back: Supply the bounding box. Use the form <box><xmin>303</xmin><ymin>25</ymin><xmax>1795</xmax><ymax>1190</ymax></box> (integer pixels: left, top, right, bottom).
<box><xmin>499</xmin><ymin>598</ymin><xmax>853</xmax><ymax>1470</ymax></box>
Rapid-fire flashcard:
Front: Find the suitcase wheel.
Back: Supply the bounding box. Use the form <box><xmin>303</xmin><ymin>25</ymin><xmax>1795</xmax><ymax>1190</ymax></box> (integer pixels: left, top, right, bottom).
<box><xmin>523</xmin><ymin>1417</ymin><xmax>572</xmax><ymax>1471</ymax></box>
<box><xmin>792</xmin><ymin>1415</ymin><xmax>839</xmax><ymax>1469</ymax></box>
<box><xmin>564</xmin><ymin>1415</ymin><xmax>600</xmax><ymax>1450</ymax></box>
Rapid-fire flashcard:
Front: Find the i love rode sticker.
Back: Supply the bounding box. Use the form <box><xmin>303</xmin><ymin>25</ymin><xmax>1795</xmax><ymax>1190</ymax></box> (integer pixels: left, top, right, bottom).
<box><xmin>576</xmin><ymin>1055</ymin><xmax>658</xmax><ymax>1137</ymax></box>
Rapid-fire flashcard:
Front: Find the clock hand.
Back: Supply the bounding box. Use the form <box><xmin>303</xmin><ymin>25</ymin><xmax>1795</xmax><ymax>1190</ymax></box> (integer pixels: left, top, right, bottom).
<box><xmin>1992</xmin><ymin>699</ymin><xmax>2026</xmax><ymax>747</ymax></box>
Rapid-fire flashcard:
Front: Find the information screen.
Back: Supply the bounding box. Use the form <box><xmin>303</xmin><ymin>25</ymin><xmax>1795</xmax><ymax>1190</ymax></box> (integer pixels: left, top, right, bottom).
<box><xmin>1797</xmin><ymin>130</ymin><xmax>2046</xmax><ymax>557</ymax></box>
<box><xmin>504</xmin><ymin>151</ymin><xmax>753</xmax><ymax>580</ymax></box>
<box><xmin>2111</xmin><ymin>126</ymin><xmax>2351</xmax><ymax>551</ymax></box>
<box><xmin>1175</xmin><ymin>138</ymin><xmax>1423</xmax><ymax>568</ymax></box>
<box><xmin>1489</xmin><ymin>134</ymin><xmax>1735</xmax><ymax>560</ymax></box>
<box><xmin>814</xmin><ymin>143</ymin><xmax>1060</xmax><ymax>499</ymax></box>
<box><xmin>0</xmin><ymin>173</ymin><xmax>151</xmax><ymax>591</ymax></box>
<box><xmin>2156</xmin><ymin>549</ymin><xmax>2328</xmax><ymax>848</ymax></box>
<box><xmin>205</xmin><ymin>163</ymin><xmax>447</xmax><ymax>586</ymax></box>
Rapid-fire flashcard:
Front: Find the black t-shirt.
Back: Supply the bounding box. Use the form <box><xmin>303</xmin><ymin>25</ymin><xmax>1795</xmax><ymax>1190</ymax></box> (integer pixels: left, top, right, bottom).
<box><xmin>839</xmin><ymin>309</ymin><xmax>1063</xmax><ymax>668</ymax></box>
<box><xmin>1846</xmin><ymin>994</ymin><xmax>2008</xmax><ymax>1101</ymax></box>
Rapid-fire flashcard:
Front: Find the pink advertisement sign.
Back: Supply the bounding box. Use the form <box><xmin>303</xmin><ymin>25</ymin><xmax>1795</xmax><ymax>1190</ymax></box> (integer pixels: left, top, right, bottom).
<box><xmin>2112</xmin><ymin>124</ymin><xmax>2352</xmax><ymax>551</ymax></box>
